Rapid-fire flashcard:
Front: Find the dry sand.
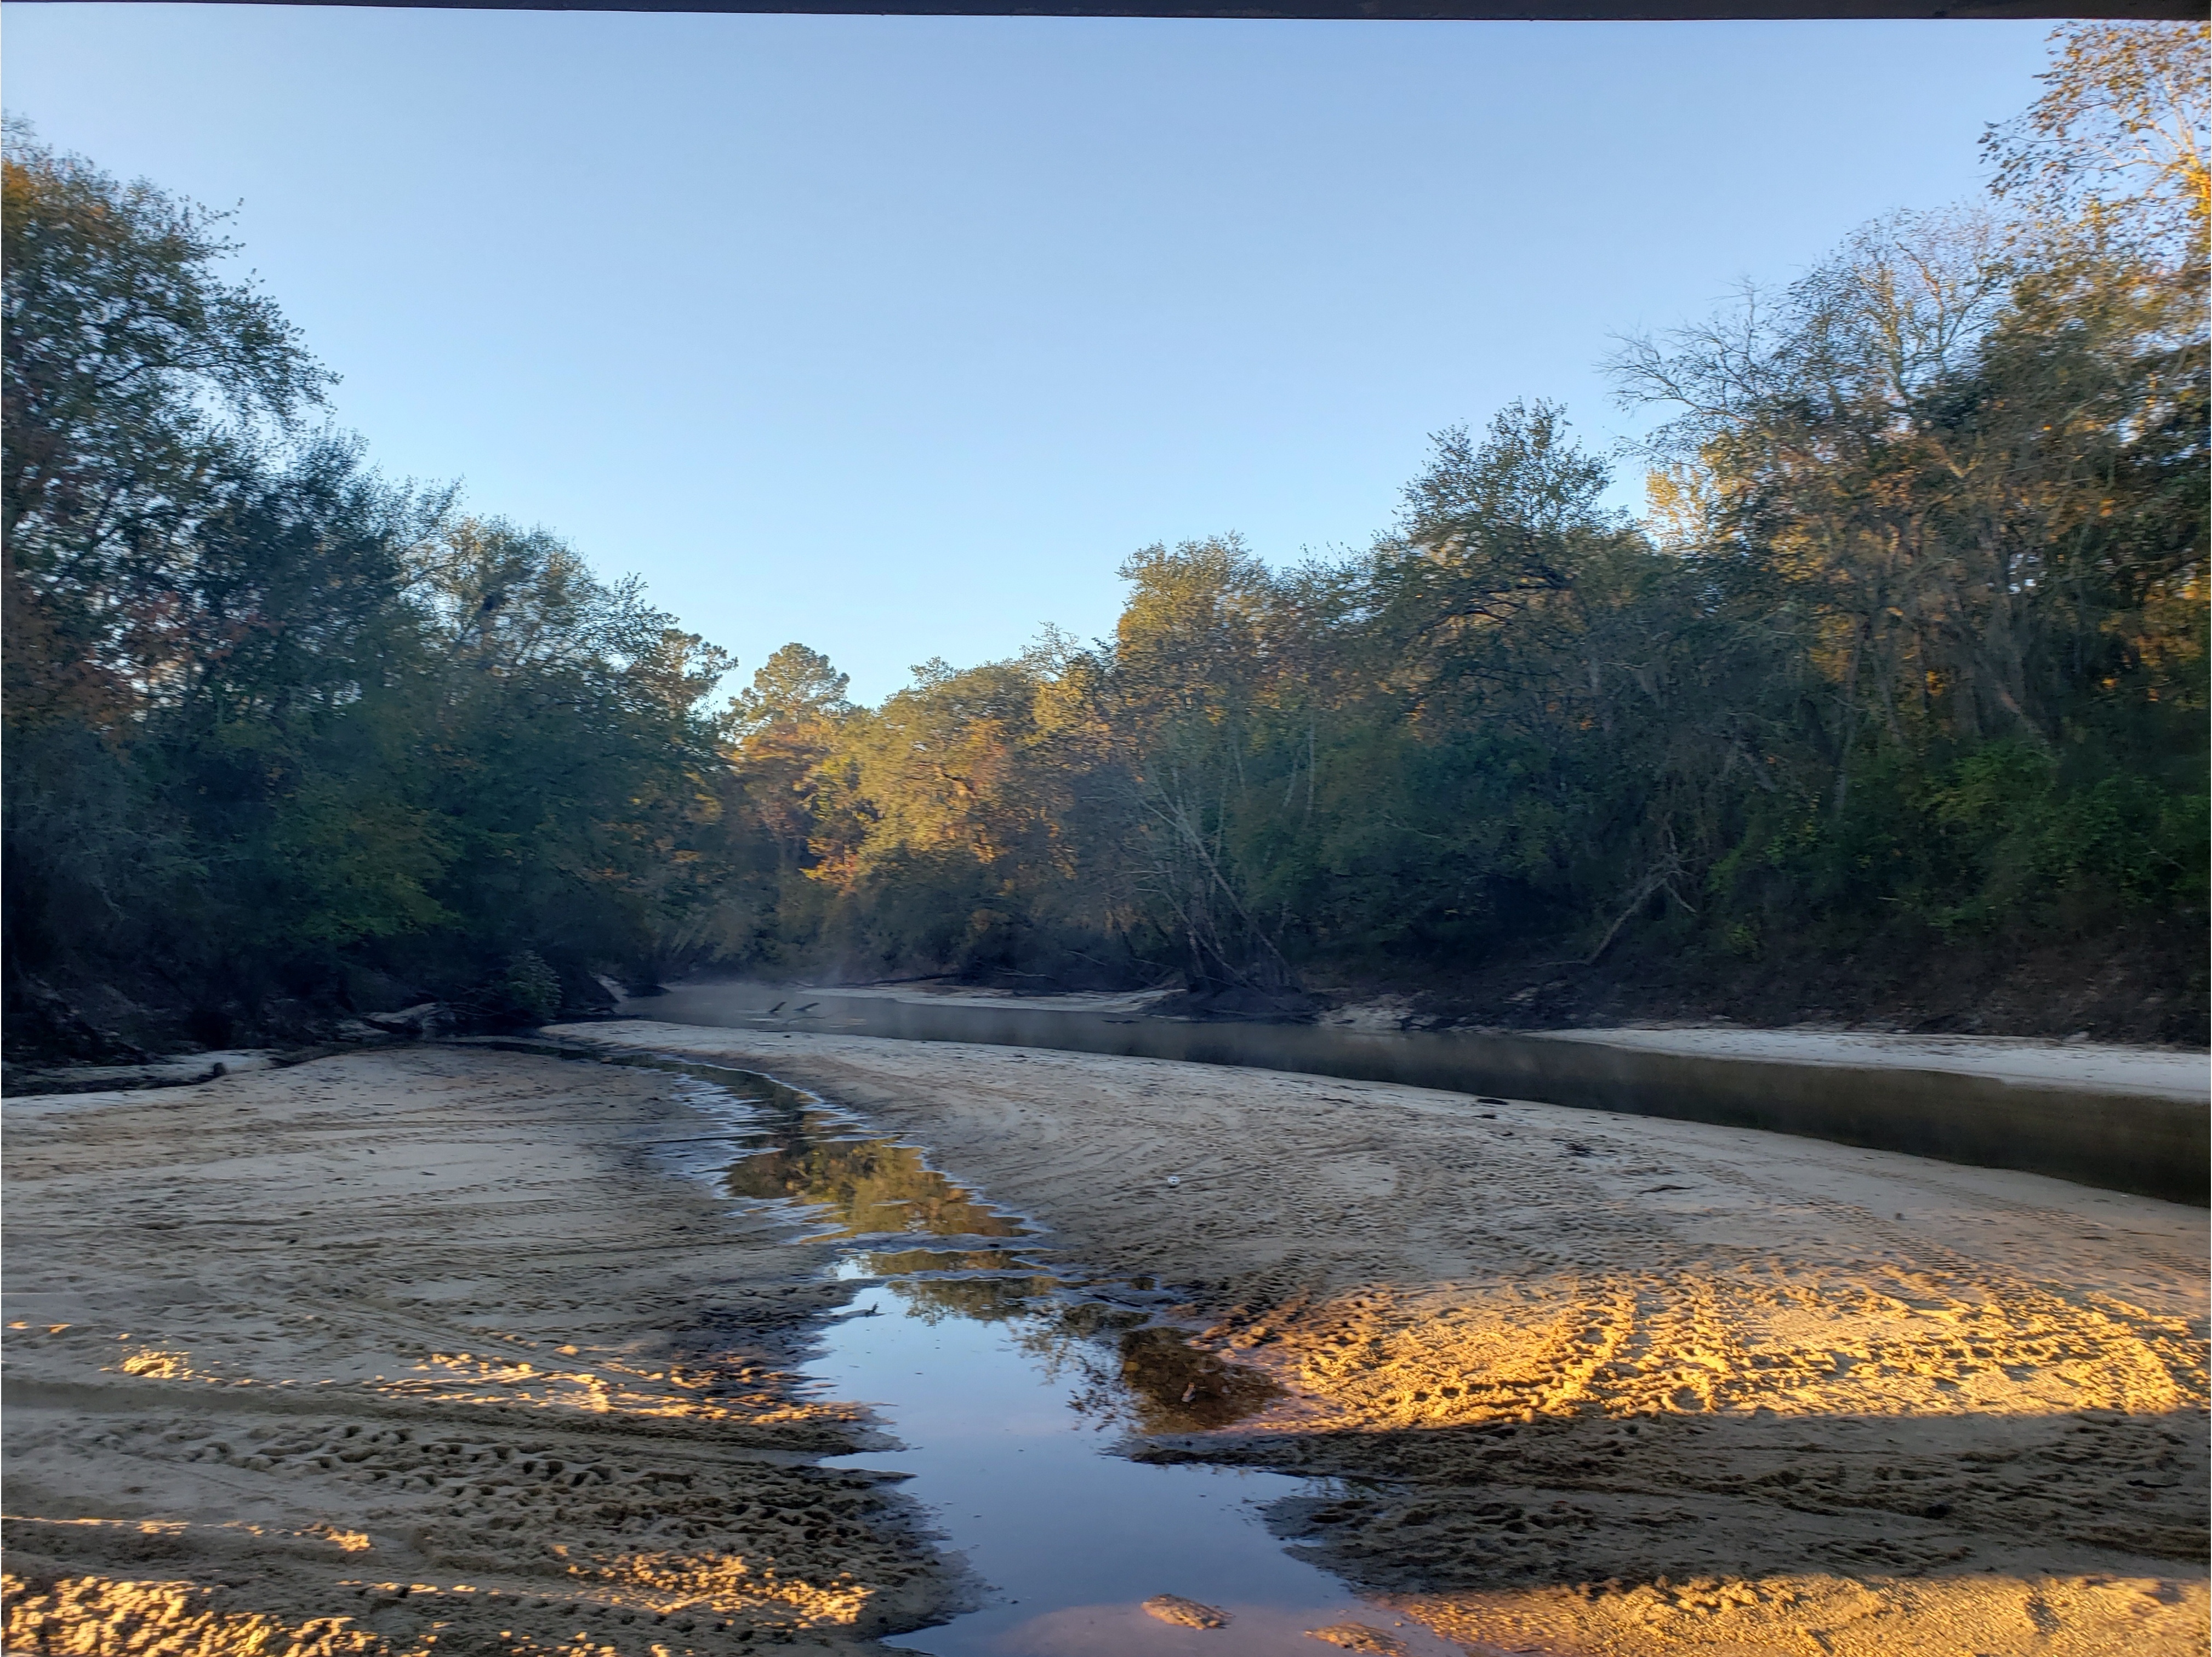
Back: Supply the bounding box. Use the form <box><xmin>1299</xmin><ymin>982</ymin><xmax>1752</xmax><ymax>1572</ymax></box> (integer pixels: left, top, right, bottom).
<box><xmin>1529</xmin><ymin>1026</ymin><xmax>2207</xmax><ymax>1100</ymax></box>
<box><xmin>3</xmin><ymin>1045</ymin><xmax>953</xmax><ymax>1656</ymax></box>
<box><xmin>563</xmin><ymin>1021</ymin><xmax>2210</xmax><ymax>1657</ymax></box>
<box><xmin>7</xmin><ymin>1024</ymin><xmax>2206</xmax><ymax>1657</ymax></box>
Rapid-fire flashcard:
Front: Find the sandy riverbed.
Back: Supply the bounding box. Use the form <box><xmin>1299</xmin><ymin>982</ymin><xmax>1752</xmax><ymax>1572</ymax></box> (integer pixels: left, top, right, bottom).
<box><xmin>7</xmin><ymin>1027</ymin><xmax>2207</xmax><ymax>1656</ymax></box>
<box><xmin>2</xmin><ymin>1045</ymin><xmax>953</xmax><ymax>1655</ymax></box>
<box><xmin>565</xmin><ymin>1021</ymin><xmax>2209</xmax><ymax>1657</ymax></box>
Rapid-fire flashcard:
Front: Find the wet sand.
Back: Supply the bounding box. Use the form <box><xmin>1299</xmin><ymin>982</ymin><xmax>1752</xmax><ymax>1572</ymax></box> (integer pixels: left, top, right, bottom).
<box><xmin>2</xmin><ymin>1046</ymin><xmax>953</xmax><ymax>1655</ymax></box>
<box><xmin>561</xmin><ymin>1021</ymin><xmax>2210</xmax><ymax>1657</ymax></box>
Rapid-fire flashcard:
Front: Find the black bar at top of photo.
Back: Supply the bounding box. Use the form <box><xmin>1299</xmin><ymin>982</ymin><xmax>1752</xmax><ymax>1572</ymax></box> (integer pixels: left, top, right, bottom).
<box><xmin>18</xmin><ymin>0</ymin><xmax>2202</xmax><ymax>20</ymax></box>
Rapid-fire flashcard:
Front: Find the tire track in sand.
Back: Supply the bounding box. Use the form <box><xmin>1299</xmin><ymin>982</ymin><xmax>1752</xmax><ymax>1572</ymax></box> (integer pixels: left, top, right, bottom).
<box><xmin>4</xmin><ymin>1046</ymin><xmax>962</xmax><ymax>1656</ymax></box>
<box><xmin>572</xmin><ymin>1021</ymin><xmax>2209</xmax><ymax>1657</ymax></box>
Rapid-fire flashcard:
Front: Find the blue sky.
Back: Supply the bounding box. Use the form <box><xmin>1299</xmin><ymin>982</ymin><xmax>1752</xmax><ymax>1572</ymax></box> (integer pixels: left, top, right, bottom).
<box><xmin>6</xmin><ymin>8</ymin><xmax>2053</xmax><ymax>702</ymax></box>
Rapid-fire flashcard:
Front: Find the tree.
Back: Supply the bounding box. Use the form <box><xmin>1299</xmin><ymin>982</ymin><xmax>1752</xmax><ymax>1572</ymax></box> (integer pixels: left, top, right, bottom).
<box><xmin>3</xmin><ymin>123</ymin><xmax>330</xmax><ymax>723</ymax></box>
<box><xmin>1984</xmin><ymin>21</ymin><xmax>2209</xmax><ymax>262</ymax></box>
<box><xmin>728</xmin><ymin>643</ymin><xmax>855</xmax><ymax>865</ymax></box>
<box><xmin>3</xmin><ymin>128</ymin><xmax>744</xmax><ymax>1047</ymax></box>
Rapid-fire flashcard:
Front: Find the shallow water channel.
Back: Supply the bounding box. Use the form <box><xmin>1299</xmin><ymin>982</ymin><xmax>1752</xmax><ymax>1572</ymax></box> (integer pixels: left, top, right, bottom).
<box><xmin>598</xmin><ymin>1049</ymin><xmax>1462</xmax><ymax>1657</ymax></box>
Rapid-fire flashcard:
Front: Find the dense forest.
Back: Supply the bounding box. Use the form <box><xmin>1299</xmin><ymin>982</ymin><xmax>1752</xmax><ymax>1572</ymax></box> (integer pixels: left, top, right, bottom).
<box><xmin>5</xmin><ymin>23</ymin><xmax>2205</xmax><ymax>1062</ymax></box>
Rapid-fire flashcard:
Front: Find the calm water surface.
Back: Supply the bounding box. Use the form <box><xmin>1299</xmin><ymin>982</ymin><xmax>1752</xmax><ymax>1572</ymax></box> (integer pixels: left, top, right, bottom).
<box><xmin>599</xmin><ymin>1049</ymin><xmax>1460</xmax><ymax>1657</ymax></box>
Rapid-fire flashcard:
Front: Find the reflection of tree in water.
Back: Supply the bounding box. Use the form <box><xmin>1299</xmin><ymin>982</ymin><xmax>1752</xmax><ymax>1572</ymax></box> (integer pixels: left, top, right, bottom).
<box><xmin>1015</xmin><ymin>1311</ymin><xmax>1283</xmax><ymax>1435</ymax></box>
<box><xmin>865</xmin><ymin>1284</ymin><xmax>1277</xmax><ymax>1429</ymax></box>
<box><xmin>888</xmin><ymin>1272</ymin><xmax>1062</xmax><ymax>1324</ymax></box>
<box><xmin>1113</xmin><ymin>1325</ymin><xmax>1282</xmax><ymax>1432</ymax></box>
<box><xmin>722</xmin><ymin>1119</ymin><xmax>1025</xmax><ymax>1240</ymax></box>
<box><xmin>695</xmin><ymin>1060</ymin><xmax>1274</xmax><ymax>1435</ymax></box>
<box><xmin>859</xmin><ymin>1247</ymin><xmax>1028</xmax><ymax>1276</ymax></box>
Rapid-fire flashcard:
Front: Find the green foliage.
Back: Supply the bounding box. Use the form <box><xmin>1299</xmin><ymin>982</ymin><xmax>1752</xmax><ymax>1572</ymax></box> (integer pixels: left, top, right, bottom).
<box><xmin>500</xmin><ymin>951</ymin><xmax>563</xmax><ymax>1025</ymax></box>
<box><xmin>3</xmin><ymin>125</ymin><xmax>740</xmax><ymax>1037</ymax></box>
<box><xmin>5</xmin><ymin>26</ymin><xmax>2203</xmax><ymax>1039</ymax></box>
<box><xmin>703</xmin><ymin>30</ymin><xmax>2205</xmax><ymax>993</ymax></box>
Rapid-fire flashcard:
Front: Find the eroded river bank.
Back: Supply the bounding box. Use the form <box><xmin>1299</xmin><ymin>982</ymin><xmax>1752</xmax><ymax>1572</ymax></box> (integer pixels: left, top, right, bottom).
<box><xmin>5</xmin><ymin>1029</ymin><xmax>2207</xmax><ymax>1655</ymax></box>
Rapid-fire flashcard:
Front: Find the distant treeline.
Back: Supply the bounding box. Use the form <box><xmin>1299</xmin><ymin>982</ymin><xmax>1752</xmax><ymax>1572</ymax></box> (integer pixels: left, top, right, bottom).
<box><xmin>695</xmin><ymin>26</ymin><xmax>2208</xmax><ymax>1026</ymax></box>
<box><xmin>4</xmin><ymin>26</ymin><xmax>2204</xmax><ymax>1055</ymax></box>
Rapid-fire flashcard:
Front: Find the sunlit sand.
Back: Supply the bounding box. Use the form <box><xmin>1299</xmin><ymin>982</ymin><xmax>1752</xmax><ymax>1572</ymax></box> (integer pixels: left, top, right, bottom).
<box><xmin>571</xmin><ymin>1022</ymin><xmax>2210</xmax><ymax>1656</ymax></box>
<box><xmin>6</xmin><ymin>1031</ymin><xmax>2204</xmax><ymax>1654</ymax></box>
